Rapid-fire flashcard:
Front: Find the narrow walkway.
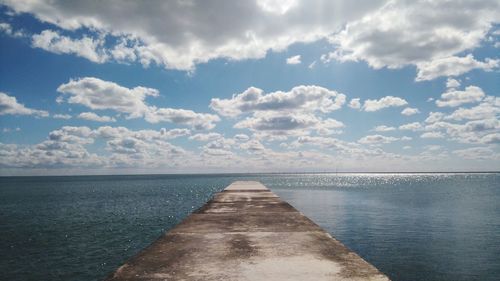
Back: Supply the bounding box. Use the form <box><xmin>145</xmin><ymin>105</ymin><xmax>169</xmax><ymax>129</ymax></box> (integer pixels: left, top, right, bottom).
<box><xmin>106</xmin><ymin>181</ymin><xmax>390</xmax><ymax>280</ymax></box>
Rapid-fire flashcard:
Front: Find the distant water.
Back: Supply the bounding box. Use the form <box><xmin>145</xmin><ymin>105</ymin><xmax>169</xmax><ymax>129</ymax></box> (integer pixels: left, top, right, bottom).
<box><xmin>0</xmin><ymin>173</ymin><xmax>499</xmax><ymax>281</ymax></box>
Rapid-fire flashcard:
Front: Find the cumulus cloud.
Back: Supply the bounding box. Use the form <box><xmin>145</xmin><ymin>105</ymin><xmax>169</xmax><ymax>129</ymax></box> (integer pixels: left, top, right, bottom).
<box><xmin>145</xmin><ymin>108</ymin><xmax>220</xmax><ymax>130</ymax></box>
<box><xmin>53</xmin><ymin>113</ymin><xmax>72</xmax><ymax>119</ymax></box>
<box><xmin>453</xmin><ymin>147</ymin><xmax>496</xmax><ymax>160</ymax></box>
<box><xmin>56</xmin><ymin>77</ymin><xmax>219</xmax><ymax>129</ymax></box>
<box><xmin>57</xmin><ymin>77</ymin><xmax>158</xmax><ymax>117</ymax></box>
<box><xmin>160</xmin><ymin>128</ymin><xmax>191</xmax><ymax>139</ymax></box>
<box><xmin>286</xmin><ymin>55</ymin><xmax>301</xmax><ymax>64</ymax></box>
<box><xmin>234</xmin><ymin>112</ymin><xmax>344</xmax><ymax>136</ymax></box>
<box><xmin>2</xmin><ymin>127</ymin><xmax>21</xmax><ymax>133</ymax></box>
<box><xmin>372</xmin><ymin>125</ymin><xmax>395</xmax><ymax>132</ymax></box>
<box><xmin>0</xmin><ymin>125</ymin><xmax>197</xmax><ymax>169</ymax></box>
<box><xmin>240</xmin><ymin>139</ymin><xmax>266</xmax><ymax>153</ymax></box>
<box><xmin>420</xmin><ymin>132</ymin><xmax>445</xmax><ymax>139</ymax></box>
<box><xmin>446</xmin><ymin>96</ymin><xmax>500</xmax><ymax>121</ymax></box>
<box><xmin>234</xmin><ymin>134</ymin><xmax>250</xmax><ymax>141</ymax></box>
<box><xmin>399</xmin><ymin>122</ymin><xmax>422</xmax><ymax>131</ymax></box>
<box><xmin>401</xmin><ymin>107</ymin><xmax>420</xmax><ymax>116</ymax></box>
<box><xmin>0</xmin><ymin>22</ymin><xmax>24</xmax><ymax>37</ymax></box>
<box><xmin>436</xmin><ymin>85</ymin><xmax>485</xmax><ymax>107</ymax></box>
<box><xmin>77</xmin><ymin>112</ymin><xmax>116</xmax><ymax>122</ymax></box>
<box><xmin>446</xmin><ymin>78</ymin><xmax>461</xmax><ymax>89</ymax></box>
<box><xmin>291</xmin><ymin>135</ymin><xmax>360</xmax><ymax>152</ymax></box>
<box><xmin>3</xmin><ymin>0</ymin><xmax>498</xmax><ymax>82</ymax></box>
<box><xmin>416</xmin><ymin>55</ymin><xmax>499</xmax><ymax>81</ymax></box>
<box><xmin>327</xmin><ymin>0</ymin><xmax>500</xmax><ymax>80</ymax></box>
<box><xmin>422</xmin><ymin>116</ymin><xmax>500</xmax><ymax>144</ymax></box>
<box><xmin>481</xmin><ymin>133</ymin><xmax>500</xmax><ymax>144</ymax></box>
<box><xmin>421</xmin><ymin>95</ymin><xmax>498</xmax><ymax>145</ymax></box>
<box><xmin>0</xmin><ymin>126</ymin><xmax>103</xmax><ymax>168</ymax></box>
<box><xmin>210</xmin><ymin>85</ymin><xmax>346</xmax><ymax>117</ymax></box>
<box><xmin>425</xmin><ymin>112</ymin><xmax>445</xmax><ymax>123</ymax></box>
<box><xmin>358</xmin><ymin>134</ymin><xmax>399</xmax><ymax>144</ymax></box>
<box><xmin>1</xmin><ymin>0</ymin><xmax>385</xmax><ymax>71</ymax></box>
<box><xmin>348</xmin><ymin>98</ymin><xmax>361</xmax><ymax>109</ymax></box>
<box><xmin>189</xmin><ymin>133</ymin><xmax>223</xmax><ymax>142</ymax></box>
<box><xmin>0</xmin><ymin>92</ymin><xmax>49</xmax><ymax>117</ymax></box>
<box><xmin>32</xmin><ymin>30</ymin><xmax>108</xmax><ymax>63</ymax></box>
<box><xmin>363</xmin><ymin>96</ymin><xmax>407</xmax><ymax>112</ymax></box>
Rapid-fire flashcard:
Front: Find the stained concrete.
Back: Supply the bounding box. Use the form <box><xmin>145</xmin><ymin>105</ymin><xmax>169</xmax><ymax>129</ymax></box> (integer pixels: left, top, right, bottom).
<box><xmin>105</xmin><ymin>181</ymin><xmax>390</xmax><ymax>281</ymax></box>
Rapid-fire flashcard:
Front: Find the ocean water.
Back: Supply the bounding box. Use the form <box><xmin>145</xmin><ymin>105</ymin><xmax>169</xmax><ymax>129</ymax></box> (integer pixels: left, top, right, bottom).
<box><xmin>0</xmin><ymin>173</ymin><xmax>499</xmax><ymax>281</ymax></box>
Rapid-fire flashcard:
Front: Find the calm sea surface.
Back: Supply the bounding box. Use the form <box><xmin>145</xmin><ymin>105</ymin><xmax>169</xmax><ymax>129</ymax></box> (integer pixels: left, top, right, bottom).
<box><xmin>0</xmin><ymin>173</ymin><xmax>499</xmax><ymax>281</ymax></box>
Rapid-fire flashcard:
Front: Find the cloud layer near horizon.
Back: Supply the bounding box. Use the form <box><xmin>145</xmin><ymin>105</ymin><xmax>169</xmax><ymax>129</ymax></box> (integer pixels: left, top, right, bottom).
<box><xmin>1</xmin><ymin>79</ymin><xmax>499</xmax><ymax>173</ymax></box>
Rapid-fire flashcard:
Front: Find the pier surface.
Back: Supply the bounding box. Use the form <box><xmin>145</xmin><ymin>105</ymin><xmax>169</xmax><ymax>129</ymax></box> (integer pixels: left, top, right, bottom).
<box><xmin>106</xmin><ymin>181</ymin><xmax>390</xmax><ymax>281</ymax></box>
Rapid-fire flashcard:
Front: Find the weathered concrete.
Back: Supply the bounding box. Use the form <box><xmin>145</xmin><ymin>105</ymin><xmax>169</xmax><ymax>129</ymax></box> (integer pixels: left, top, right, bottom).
<box><xmin>105</xmin><ymin>181</ymin><xmax>390</xmax><ymax>281</ymax></box>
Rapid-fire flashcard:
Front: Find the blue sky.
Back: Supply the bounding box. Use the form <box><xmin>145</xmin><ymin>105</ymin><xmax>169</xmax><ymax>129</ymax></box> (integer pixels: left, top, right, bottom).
<box><xmin>0</xmin><ymin>0</ymin><xmax>499</xmax><ymax>175</ymax></box>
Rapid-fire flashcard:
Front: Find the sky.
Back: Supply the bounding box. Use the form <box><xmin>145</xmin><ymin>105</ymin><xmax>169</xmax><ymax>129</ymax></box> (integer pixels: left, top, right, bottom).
<box><xmin>0</xmin><ymin>0</ymin><xmax>499</xmax><ymax>176</ymax></box>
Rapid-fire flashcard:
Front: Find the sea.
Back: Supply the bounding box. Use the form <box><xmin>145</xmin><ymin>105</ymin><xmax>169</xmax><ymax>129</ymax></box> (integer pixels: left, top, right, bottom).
<box><xmin>0</xmin><ymin>173</ymin><xmax>499</xmax><ymax>281</ymax></box>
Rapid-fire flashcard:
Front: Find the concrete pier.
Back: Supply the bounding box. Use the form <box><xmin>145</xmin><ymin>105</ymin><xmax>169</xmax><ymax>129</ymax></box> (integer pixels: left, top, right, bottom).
<box><xmin>106</xmin><ymin>181</ymin><xmax>390</xmax><ymax>280</ymax></box>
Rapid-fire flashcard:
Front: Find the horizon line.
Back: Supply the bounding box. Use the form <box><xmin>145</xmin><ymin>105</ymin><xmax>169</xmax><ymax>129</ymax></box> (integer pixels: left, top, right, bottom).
<box><xmin>1</xmin><ymin>170</ymin><xmax>499</xmax><ymax>178</ymax></box>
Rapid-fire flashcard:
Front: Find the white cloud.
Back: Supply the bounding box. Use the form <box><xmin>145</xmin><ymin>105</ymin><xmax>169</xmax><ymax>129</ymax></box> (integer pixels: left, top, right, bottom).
<box><xmin>4</xmin><ymin>0</ymin><xmax>499</xmax><ymax>81</ymax></box>
<box><xmin>363</xmin><ymin>96</ymin><xmax>407</xmax><ymax>112</ymax></box>
<box><xmin>57</xmin><ymin>77</ymin><xmax>157</xmax><ymax>117</ymax></box>
<box><xmin>160</xmin><ymin>128</ymin><xmax>191</xmax><ymax>139</ymax></box>
<box><xmin>0</xmin><ymin>22</ymin><xmax>24</xmax><ymax>37</ymax></box>
<box><xmin>110</xmin><ymin>38</ymin><xmax>137</xmax><ymax>62</ymax></box>
<box><xmin>2</xmin><ymin>127</ymin><xmax>21</xmax><ymax>133</ymax></box>
<box><xmin>77</xmin><ymin>112</ymin><xmax>116</xmax><ymax>122</ymax></box>
<box><xmin>446</xmin><ymin>96</ymin><xmax>500</xmax><ymax>121</ymax></box>
<box><xmin>0</xmin><ymin>126</ymin><xmax>106</xmax><ymax>168</ymax></box>
<box><xmin>425</xmin><ymin>112</ymin><xmax>445</xmax><ymax>123</ymax></box>
<box><xmin>95</xmin><ymin>126</ymin><xmax>189</xmax><ymax>141</ymax></box>
<box><xmin>401</xmin><ymin>107</ymin><xmax>420</xmax><ymax>116</ymax></box>
<box><xmin>358</xmin><ymin>134</ymin><xmax>398</xmax><ymax>144</ymax></box>
<box><xmin>56</xmin><ymin>77</ymin><xmax>220</xmax><ymax>129</ymax></box>
<box><xmin>203</xmin><ymin>137</ymin><xmax>236</xmax><ymax>152</ymax></box>
<box><xmin>257</xmin><ymin>0</ymin><xmax>299</xmax><ymax>14</ymax></box>
<box><xmin>53</xmin><ymin>113</ymin><xmax>72</xmax><ymax>119</ymax></box>
<box><xmin>189</xmin><ymin>133</ymin><xmax>223</xmax><ymax>142</ymax></box>
<box><xmin>399</xmin><ymin>122</ymin><xmax>422</xmax><ymax>131</ymax></box>
<box><xmin>372</xmin><ymin>125</ymin><xmax>395</xmax><ymax>132</ymax></box>
<box><xmin>240</xmin><ymin>139</ymin><xmax>266</xmax><ymax>153</ymax></box>
<box><xmin>481</xmin><ymin>133</ymin><xmax>500</xmax><ymax>144</ymax></box>
<box><xmin>425</xmin><ymin>145</ymin><xmax>442</xmax><ymax>151</ymax></box>
<box><xmin>234</xmin><ymin>112</ymin><xmax>344</xmax><ymax>136</ymax></box>
<box><xmin>210</xmin><ymin>85</ymin><xmax>346</xmax><ymax>117</ymax></box>
<box><xmin>32</xmin><ymin>30</ymin><xmax>108</xmax><ymax>63</ymax></box>
<box><xmin>446</xmin><ymin>78</ymin><xmax>461</xmax><ymax>89</ymax></box>
<box><xmin>420</xmin><ymin>132</ymin><xmax>445</xmax><ymax>139</ymax></box>
<box><xmin>2</xmin><ymin>0</ymin><xmax>385</xmax><ymax>71</ymax></box>
<box><xmin>286</xmin><ymin>55</ymin><xmax>301</xmax><ymax>65</ymax></box>
<box><xmin>0</xmin><ymin>92</ymin><xmax>49</xmax><ymax>117</ymax></box>
<box><xmin>422</xmin><ymin>117</ymin><xmax>499</xmax><ymax>145</ymax></box>
<box><xmin>292</xmin><ymin>135</ymin><xmax>359</xmax><ymax>152</ymax></box>
<box><xmin>28</xmin><ymin>125</ymin><xmax>190</xmax><ymax>169</ymax></box>
<box><xmin>416</xmin><ymin>55</ymin><xmax>499</xmax><ymax>81</ymax></box>
<box><xmin>435</xmin><ymin>85</ymin><xmax>485</xmax><ymax>107</ymax></box>
<box><xmin>453</xmin><ymin>147</ymin><xmax>496</xmax><ymax>160</ymax></box>
<box><xmin>327</xmin><ymin>0</ymin><xmax>500</xmax><ymax>80</ymax></box>
<box><xmin>145</xmin><ymin>108</ymin><xmax>220</xmax><ymax>130</ymax></box>
<box><xmin>234</xmin><ymin>134</ymin><xmax>250</xmax><ymax>142</ymax></box>
<box><xmin>348</xmin><ymin>98</ymin><xmax>361</xmax><ymax>109</ymax></box>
